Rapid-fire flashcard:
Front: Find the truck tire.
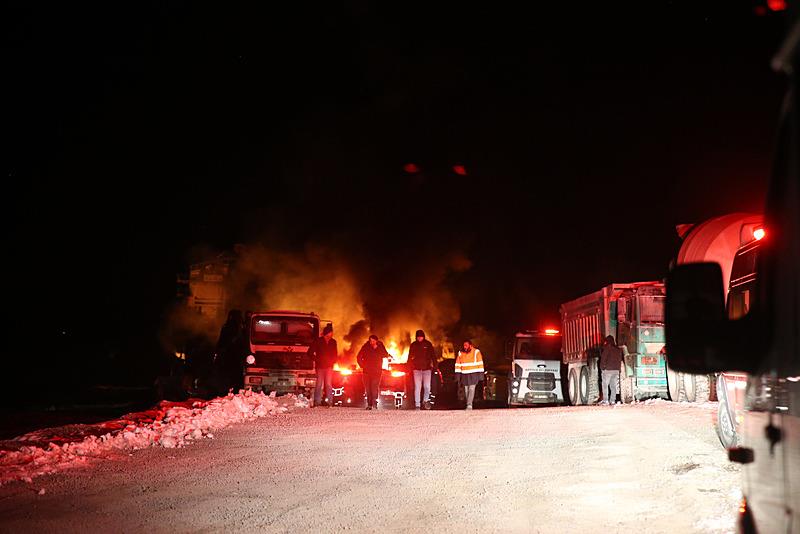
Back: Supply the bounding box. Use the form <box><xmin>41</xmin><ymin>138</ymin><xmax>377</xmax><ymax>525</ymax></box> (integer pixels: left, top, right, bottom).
<box><xmin>619</xmin><ymin>361</ymin><xmax>633</xmax><ymax>404</ymax></box>
<box><xmin>579</xmin><ymin>366</ymin><xmax>590</xmax><ymax>405</ymax></box>
<box><xmin>682</xmin><ymin>373</ymin><xmax>697</xmax><ymax>402</ymax></box>
<box><xmin>568</xmin><ymin>368</ymin><xmax>580</xmax><ymax>405</ymax></box>
<box><xmin>716</xmin><ymin>398</ymin><xmax>739</xmax><ymax>449</ymax></box>
<box><xmin>666</xmin><ymin>364</ymin><xmax>681</xmax><ymax>401</ymax></box>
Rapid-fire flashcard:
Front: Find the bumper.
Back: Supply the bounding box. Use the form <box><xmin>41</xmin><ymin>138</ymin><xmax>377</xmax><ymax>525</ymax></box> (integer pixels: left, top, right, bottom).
<box><xmin>510</xmin><ymin>390</ymin><xmax>561</xmax><ymax>404</ymax></box>
<box><xmin>244</xmin><ymin>371</ymin><xmax>316</xmax><ymax>395</ymax></box>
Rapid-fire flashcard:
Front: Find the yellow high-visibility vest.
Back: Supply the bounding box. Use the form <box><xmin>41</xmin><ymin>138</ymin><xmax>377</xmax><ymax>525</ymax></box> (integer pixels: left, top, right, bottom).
<box><xmin>455</xmin><ymin>348</ymin><xmax>484</xmax><ymax>374</ymax></box>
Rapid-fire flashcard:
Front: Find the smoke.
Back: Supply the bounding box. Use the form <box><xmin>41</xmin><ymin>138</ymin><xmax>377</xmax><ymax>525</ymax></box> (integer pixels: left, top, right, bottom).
<box><xmin>353</xmin><ymin>250</ymin><xmax>472</xmax><ymax>357</ymax></box>
<box><xmin>161</xmin><ymin>242</ymin><xmax>477</xmax><ymax>363</ymax></box>
<box><xmin>227</xmin><ymin>243</ymin><xmax>365</xmax><ymax>346</ymax></box>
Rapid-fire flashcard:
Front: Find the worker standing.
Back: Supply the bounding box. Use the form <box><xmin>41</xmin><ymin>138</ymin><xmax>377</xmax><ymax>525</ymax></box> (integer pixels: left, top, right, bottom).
<box><xmin>307</xmin><ymin>323</ymin><xmax>338</xmax><ymax>407</ymax></box>
<box><xmin>455</xmin><ymin>340</ymin><xmax>484</xmax><ymax>410</ymax></box>
<box><xmin>599</xmin><ymin>335</ymin><xmax>623</xmax><ymax>405</ymax></box>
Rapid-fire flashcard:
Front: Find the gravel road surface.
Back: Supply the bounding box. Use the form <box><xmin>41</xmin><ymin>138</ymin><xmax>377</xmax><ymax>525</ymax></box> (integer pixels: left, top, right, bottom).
<box><xmin>0</xmin><ymin>401</ymin><xmax>739</xmax><ymax>533</ymax></box>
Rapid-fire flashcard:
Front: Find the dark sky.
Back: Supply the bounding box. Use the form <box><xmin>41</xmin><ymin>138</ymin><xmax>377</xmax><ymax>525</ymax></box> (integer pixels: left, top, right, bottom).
<box><xmin>2</xmin><ymin>1</ymin><xmax>789</xmax><ymax>382</ymax></box>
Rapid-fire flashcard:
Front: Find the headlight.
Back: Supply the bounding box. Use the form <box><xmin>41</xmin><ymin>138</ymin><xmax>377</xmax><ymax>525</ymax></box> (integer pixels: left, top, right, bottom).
<box><xmin>512</xmin><ymin>388</ymin><xmax>518</xmax><ymax>394</ymax></box>
<box><xmin>246</xmin><ymin>354</ymin><xmax>256</xmax><ymax>365</ymax></box>
<box><xmin>513</xmin><ymin>380</ymin><xmax>519</xmax><ymax>387</ymax></box>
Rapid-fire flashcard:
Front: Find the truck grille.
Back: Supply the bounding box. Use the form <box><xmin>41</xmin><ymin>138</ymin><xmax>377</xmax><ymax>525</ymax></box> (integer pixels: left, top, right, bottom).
<box><xmin>252</xmin><ymin>351</ymin><xmax>313</xmax><ymax>370</ymax></box>
<box><xmin>527</xmin><ymin>372</ymin><xmax>556</xmax><ymax>392</ymax></box>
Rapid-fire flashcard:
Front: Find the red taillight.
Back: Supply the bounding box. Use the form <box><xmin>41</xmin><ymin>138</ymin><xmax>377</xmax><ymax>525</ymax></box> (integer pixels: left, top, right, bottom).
<box><xmin>753</xmin><ymin>227</ymin><xmax>766</xmax><ymax>241</ymax></box>
<box><xmin>390</xmin><ymin>371</ymin><xmax>405</xmax><ymax>378</ymax></box>
<box><xmin>452</xmin><ymin>164</ymin><xmax>467</xmax><ymax>176</ymax></box>
<box><xmin>404</xmin><ymin>163</ymin><xmax>420</xmax><ymax>174</ymax></box>
<box><xmin>544</xmin><ymin>328</ymin><xmax>560</xmax><ymax>336</ymax></box>
<box><xmin>339</xmin><ymin>369</ymin><xmax>353</xmax><ymax>376</ymax></box>
<box><xmin>767</xmin><ymin>0</ymin><xmax>787</xmax><ymax>11</ymax></box>
<box><xmin>246</xmin><ymin>354</ymin><xmax>256</xmax><ymax>365</ymax></box>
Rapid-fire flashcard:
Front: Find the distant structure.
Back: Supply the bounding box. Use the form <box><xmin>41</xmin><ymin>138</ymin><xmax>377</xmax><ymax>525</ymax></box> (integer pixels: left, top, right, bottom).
<box><xmin>176</xmin><ymin>246</ymin><xmax>243</xmax><ymax>320</ymax></box>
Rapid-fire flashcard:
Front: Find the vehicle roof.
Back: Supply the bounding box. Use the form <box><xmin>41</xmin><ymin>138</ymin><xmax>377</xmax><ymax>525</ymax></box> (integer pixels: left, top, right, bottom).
<box><xmin>251</xmin><ymin>310</ymin><xmax>320</xmax><ymax>318</ymax></box>
<box><xmin>515</xmin><ymin>331</ymin><xmax>562</xmax><ymax>338</ymax></box>
<box><xmin>559</xmin><ymin>281</ymin><xmax>664</xmax><ymax>314</ymax></box>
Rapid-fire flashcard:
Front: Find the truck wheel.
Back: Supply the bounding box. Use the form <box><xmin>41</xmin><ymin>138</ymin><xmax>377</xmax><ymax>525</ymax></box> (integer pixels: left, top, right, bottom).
<box><xmin>682</xmin><ymin>373</ymin><xmax>697</xmax><ymax>402</ymax></box>
<box><xmin>579</xmin><ymin>366</ymin><xmax>590</xmax><ymax>405</ymax></box>
<box><xmin>568</xmin><ymin>368</ymin><xmax>580</xmax><ymax>405</ymax></box>
<box><xmin>666</xmin><ymin>365</ymin><xmax>681</xmax><ymax>401</ymax></box>
<box><xmin>716</xmin><ymin>398</ymin><xmax>739</xmax><ymax>449</ymax></box>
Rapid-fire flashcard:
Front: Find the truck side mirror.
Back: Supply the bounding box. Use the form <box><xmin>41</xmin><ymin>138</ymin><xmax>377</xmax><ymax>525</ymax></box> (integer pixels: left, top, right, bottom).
<box><xmin>665</xmin><ymin>263</ymin><xmax>727</xmax><ymax>373</ymax></box>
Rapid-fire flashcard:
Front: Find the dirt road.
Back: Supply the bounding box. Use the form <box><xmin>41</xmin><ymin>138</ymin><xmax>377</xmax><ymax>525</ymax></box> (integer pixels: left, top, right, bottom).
<box><xmin>0</xmin><ymin>401</ymin><xmax>739</xmax><ymax>533</ymax></box>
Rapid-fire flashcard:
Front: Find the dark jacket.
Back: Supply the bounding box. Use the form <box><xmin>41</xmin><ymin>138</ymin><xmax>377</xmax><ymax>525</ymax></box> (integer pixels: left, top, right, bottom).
<box><xmin>599</xmin><ymin>343</ymin><xmax>623</xmax><ymax>371</ymax></box>
<box><xmin>307</xmin><ymin>337</ymin><xmax>338</xmax><ymax>368</ymax></box>
<box><xmin>357</xmin><ymin>341</ymin><xmax>389</xmax><ymax>374</ymax></box>
<box><xmin>408</xmin><ymin>339</ymin><xmax>436</xmax><ymax>370</ymax></box>
<box><xmin>215</xmin><ymin>320</ymin><xmax>245</xmax><ymax>369</ymax></box>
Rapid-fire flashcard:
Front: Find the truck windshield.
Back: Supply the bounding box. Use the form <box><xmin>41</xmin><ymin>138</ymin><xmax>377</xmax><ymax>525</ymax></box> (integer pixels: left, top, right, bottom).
<box><xmin>515</xmin><ymin>337</ymin><xmax>561</xmax><ymax>359</ymax></box>
<box><xmin>638</xmin><ymin>296</ymin><xmax>664</xmax><ymax>324</ymax></box>
<box><xmin>251</xmin><ymin>316</ymin><xmax>318</xmax><ymax>345</ymax></box>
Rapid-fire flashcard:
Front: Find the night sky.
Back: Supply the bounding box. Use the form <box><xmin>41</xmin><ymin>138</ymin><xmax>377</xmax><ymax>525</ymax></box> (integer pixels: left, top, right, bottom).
<box><xmin>3</xmin><ymin>1</ymin><xmax>789</xmax><ymax>398</ymax></box>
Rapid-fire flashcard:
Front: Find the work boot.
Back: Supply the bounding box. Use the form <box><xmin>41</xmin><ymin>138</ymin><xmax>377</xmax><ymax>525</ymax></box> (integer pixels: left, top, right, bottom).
<box><xmin>423</xmin><ymin>401</ymin><xmax>432</xmax><ymax>410</ymax></box>
<box><xmin>365</xmin><ymin>405</ymin><xmax>372</xmax><ymax>410</ymax></box>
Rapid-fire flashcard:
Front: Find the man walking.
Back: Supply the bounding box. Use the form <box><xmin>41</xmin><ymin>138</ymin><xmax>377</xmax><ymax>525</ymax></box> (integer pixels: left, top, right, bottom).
<box><xmin>357</xmin><ymin>335</ymin><xmax>389</xmax><ymax>410</ymax></box>
<box><xmin>408</xmin><ymin>329</ymin><xmax>436</xmax><ymax>410</ymax></box>
<box><xmin>455</xmin><ymin>340</ymin><xmax>484</xmax><ymax>410</ymax></box>
<box><xmin>307</xmin><ymin>323</ymin><xmax>337</xmax><ymax>407</ymax></box>
<box><xmin>599</xmin><ymin>335</ymin><xmax>623</xmax><ymax>405</ymax></box>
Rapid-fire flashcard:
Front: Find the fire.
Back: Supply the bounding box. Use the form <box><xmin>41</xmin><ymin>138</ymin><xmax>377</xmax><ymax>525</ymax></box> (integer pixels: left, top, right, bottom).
<box><xmin>382</xmin><ymin>338</ymin><xmax>409</xmax><ymax>370</ymax></box>
<box><xmin>385</xmin><ymin>339</ymin><xmax>409</xmax><ymax>362</ymax></box>
<box><xmin>332</xmin><ymin>362</ymin><xmax>352</xmax><ymax>375</ymax></box>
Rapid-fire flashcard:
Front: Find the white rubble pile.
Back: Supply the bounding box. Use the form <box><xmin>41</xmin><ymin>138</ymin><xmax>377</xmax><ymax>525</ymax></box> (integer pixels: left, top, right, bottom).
<box><xmin>0</xmin><ymin>390</ymin><xmax>309</xmax><ymax>485</ymax></box>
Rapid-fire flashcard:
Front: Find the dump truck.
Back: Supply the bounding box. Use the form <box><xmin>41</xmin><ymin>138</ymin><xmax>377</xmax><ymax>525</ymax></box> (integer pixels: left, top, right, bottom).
<box><xmin>244</xmin><ymin>311</ymin><xmax>323</xmax><ymax>396</ymax></box>
<box><xmin>560</xmin><ymin>282</ymin><xmax>669</xmax><ymax>405</ymax></box>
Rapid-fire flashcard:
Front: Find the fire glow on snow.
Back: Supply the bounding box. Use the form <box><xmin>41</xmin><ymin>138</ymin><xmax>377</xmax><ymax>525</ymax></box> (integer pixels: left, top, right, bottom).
<box><xmin>0</xmin><ymin>390</ymin><xmax>309</xmax><ymax>485</ymax></box>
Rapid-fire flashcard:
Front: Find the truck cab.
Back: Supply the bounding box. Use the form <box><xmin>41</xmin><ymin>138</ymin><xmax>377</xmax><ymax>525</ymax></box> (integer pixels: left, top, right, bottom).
<box><xmin>484</xmin><ymin>330</ymin><xmax>564</xmax><ymax>406</ymax></box>
<box><xmin>244</xmin><ymin>311</ymin><xmax>320</xmax><ymax>396</ymax></box>
<box><xmin>665</xmin><ymin>19</ymin><xmax>798</xmax><ymax>527</ymax></box>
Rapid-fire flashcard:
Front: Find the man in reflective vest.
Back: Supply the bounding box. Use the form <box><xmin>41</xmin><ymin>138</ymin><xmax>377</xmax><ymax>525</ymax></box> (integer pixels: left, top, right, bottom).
<box><xmin>455</xmin><ymin>340</ymin><xmax>484</xmax><ymax>410</ymax></box>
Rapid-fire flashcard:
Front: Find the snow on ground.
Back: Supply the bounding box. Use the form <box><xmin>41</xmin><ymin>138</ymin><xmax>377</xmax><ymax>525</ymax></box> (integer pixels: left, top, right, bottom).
<box><xmin>0</xmin><ymin>399</ymin><xmax>740</xmax><ymax>533</ymax></box>
<box><xmin>0</xmin><ymin>390</ymin><xmax>309</xmax><ymax>485</ymax></box>
<box><xmin>0</xmin><ymin>399</ymin><xmax>739</xmax><ymax>533</ymax></box>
